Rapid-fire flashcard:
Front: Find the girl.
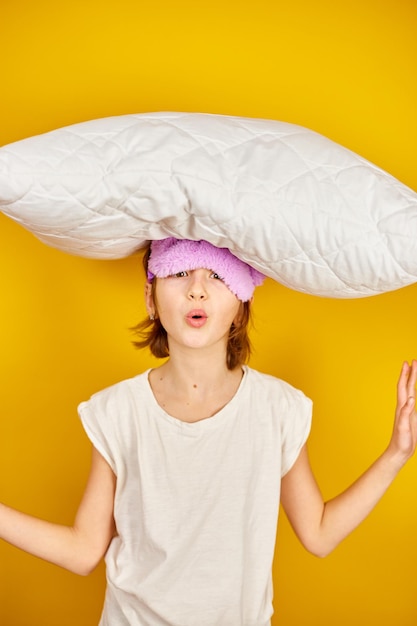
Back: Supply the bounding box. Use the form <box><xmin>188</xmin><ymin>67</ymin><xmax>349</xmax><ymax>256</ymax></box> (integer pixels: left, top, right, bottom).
<box><xmin>0</xmin><ymin>238</ymin><xmax>416</xmax><ymax>626</ymax></box>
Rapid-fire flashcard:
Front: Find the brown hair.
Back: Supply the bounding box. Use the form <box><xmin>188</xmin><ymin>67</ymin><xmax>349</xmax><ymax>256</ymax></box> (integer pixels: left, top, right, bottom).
<box><xmin>131</xmin><ymin>243</ymin><xmax>253</xmax><ymax>370</ymax></box>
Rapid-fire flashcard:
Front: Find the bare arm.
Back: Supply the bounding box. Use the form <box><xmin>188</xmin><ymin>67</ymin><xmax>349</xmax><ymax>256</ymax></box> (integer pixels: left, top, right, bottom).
<box><xmin>0</xmin><ymin>446</ymin><xmax>116</xmax><ymax>575</ymax></box>
<box><xmin>281</xmin><ymin>360</ymin><xmax>417</xmax><ymax>558</ymax></box>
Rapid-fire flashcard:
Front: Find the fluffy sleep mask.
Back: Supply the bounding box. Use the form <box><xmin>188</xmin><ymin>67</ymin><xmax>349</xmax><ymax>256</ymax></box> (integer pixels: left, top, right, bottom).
<box><xmin>147</xmin><ymin>238</ymin><xmax>265</xmax><ymax>302</ymax></box>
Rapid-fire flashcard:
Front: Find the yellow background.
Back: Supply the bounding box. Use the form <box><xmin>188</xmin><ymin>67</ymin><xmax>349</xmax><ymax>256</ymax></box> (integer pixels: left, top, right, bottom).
<box><xmin>1</xmin><ymin>1</ymin><xmax>416</xmax><ymax>624</ymax></box>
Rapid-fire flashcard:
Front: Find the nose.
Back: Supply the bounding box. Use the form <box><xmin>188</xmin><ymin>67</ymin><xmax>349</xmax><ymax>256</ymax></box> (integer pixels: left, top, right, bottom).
<box><xmin>188</xmin><ymin>271</ymin><xmax>207</xmax><ymax>300</ymax></box>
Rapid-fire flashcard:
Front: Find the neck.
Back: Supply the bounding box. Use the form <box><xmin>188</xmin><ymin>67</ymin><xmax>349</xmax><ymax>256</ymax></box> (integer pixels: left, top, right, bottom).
<box><xmin>148</xmin><ymin>351</ymin><xmax>244</xmax><ymax>422</ymax></box>
<box><xmin>160</xmin><ymin>349</ymin><xmax>233</xmax><ymax>391</ymax></box>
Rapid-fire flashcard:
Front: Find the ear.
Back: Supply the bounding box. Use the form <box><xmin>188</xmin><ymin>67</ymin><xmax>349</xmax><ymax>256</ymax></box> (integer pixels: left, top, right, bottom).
<box><xmin>145</xmin><ymin>282</ymin><xmax>155</xmax><ymax>317</ymax></box>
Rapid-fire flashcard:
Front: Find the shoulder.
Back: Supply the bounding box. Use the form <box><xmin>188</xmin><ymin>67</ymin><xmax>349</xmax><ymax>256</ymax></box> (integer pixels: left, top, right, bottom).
<box><xmin>80</xmin><ymin>370</ymin><xmax>150</xmax><ymax>411</ymax></box>
<box><xmin>77</xmin><ymin>371</ymin><xmax>152</xmax><ymax>433</ymax></box>
<box><xmin>246</xmin><ymin>368</ymin><xmax>313</xmax><ymax>476</ymax></box>
<box><xmin>244</xmin><ymin>366</ymin><xmax>312</xmax><ymax>407</ymax></box>
<box><xmin>77</xmin><ymin>371</ymin><xmax>152</xmax><ymax>472</ymax></box>
<box><xmin>243</xmin><ymin>366</ymin><xmax>313</xmax><ymax>437</ymax></box>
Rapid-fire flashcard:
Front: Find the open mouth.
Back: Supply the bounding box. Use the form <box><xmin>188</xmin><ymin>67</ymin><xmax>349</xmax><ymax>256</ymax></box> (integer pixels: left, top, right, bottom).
<box><xmin>187</xmin><ymin>309</ymin><xmax>207</xmax><ymax>318</ymax></box>
<box><xmin>186</xmin><ymin>310</ymin><xmax>207</xmax><ymax>327</ymax></box>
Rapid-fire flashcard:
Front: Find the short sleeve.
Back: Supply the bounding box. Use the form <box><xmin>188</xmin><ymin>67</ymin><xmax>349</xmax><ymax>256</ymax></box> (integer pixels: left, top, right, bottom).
<box><xmin>280</xmin><ymin>388</ymin><xmax>312</xmax><ymax>477</ymax></box>
<box><xmin>78</xmin><ymin>392</ymin><xmax>117</xmax><ymax>474</ymax></box>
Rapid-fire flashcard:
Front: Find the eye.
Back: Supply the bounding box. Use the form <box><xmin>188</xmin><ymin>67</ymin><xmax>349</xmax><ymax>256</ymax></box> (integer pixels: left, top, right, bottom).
<box><xmin>172</xmin><ymin>270</ymin><xmax>188</xmax><ymax>278</ymax></box>
<box><xmin>210</xmin><ymin>271</ymin><xmax>224</xmax><ymax>281</ymax></box>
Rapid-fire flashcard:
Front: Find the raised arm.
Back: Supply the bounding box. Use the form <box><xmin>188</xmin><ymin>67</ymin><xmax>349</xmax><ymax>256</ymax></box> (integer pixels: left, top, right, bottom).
<box><xmin>280</xmin><ymin>360</ymin><xmax>417</xmax><ymax>558</ymax></box>
<box><xmin>0</xmin><ymin>446</ymin><xmax>116</xmax><ymax>575</ymax></box>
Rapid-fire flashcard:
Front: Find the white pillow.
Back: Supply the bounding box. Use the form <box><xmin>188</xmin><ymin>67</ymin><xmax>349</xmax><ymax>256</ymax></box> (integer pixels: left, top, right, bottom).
<box><xmin>0</xmin><ymin>112</ymin><xmax>416</xmax><ymax>298</ymax></box>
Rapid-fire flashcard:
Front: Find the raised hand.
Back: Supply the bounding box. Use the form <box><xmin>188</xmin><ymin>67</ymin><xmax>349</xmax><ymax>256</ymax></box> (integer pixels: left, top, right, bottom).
<box><xmin>387</xmin><ymin>360</ymin><xmax>417</xmax><ymax>463</ymax></box>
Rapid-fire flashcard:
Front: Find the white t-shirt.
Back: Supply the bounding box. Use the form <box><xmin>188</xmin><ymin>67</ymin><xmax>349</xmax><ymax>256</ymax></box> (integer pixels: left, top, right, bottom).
<box><xmin>78</xmin><ymin>366</ymin><xmax>312</xmax><ymax>626</ymax></box>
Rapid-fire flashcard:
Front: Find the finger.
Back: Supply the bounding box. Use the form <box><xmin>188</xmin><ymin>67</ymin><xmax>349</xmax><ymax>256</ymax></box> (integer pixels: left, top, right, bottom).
<box><xmin>407</xmin><ymin>359</ymin><xmax>417</xmax><ymax>399</ymax></box>
<box><xmin>402</xmin><ymin>395</ymin><xmax>416</xmax><ymax>420</ymax></box>
<box><xmin>397</xmin><ymin>361</ymin><xmax>411</xmax><ymax>408</ymax></box>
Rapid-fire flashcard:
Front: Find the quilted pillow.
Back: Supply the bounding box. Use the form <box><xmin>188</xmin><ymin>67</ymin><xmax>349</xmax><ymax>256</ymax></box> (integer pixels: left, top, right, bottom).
<box><xmin>0</xmin><ymin>112</ymin><xmax>416</xmax><ymax>298</ymax></box>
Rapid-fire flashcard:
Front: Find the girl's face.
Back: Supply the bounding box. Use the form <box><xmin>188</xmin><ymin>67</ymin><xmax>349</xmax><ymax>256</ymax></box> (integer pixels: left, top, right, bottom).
<box><xmin>146</xmin><ymin>268</ymin><xmax>242</xmax><ymax>354</ymax></box>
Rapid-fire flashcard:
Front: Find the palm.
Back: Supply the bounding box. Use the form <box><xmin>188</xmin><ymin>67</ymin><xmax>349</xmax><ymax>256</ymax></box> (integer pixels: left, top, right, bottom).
<box><xmin>391</xmin><ymin>360</ymin><xmax>417</xmax><ymax>459</ymax></box>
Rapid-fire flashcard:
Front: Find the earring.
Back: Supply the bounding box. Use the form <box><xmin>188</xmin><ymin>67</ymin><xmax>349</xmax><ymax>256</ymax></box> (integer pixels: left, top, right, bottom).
<box><xmin>149</xmin><ymin>313</ymin><xmax>155</xmax><ymax>321</ymax></box>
